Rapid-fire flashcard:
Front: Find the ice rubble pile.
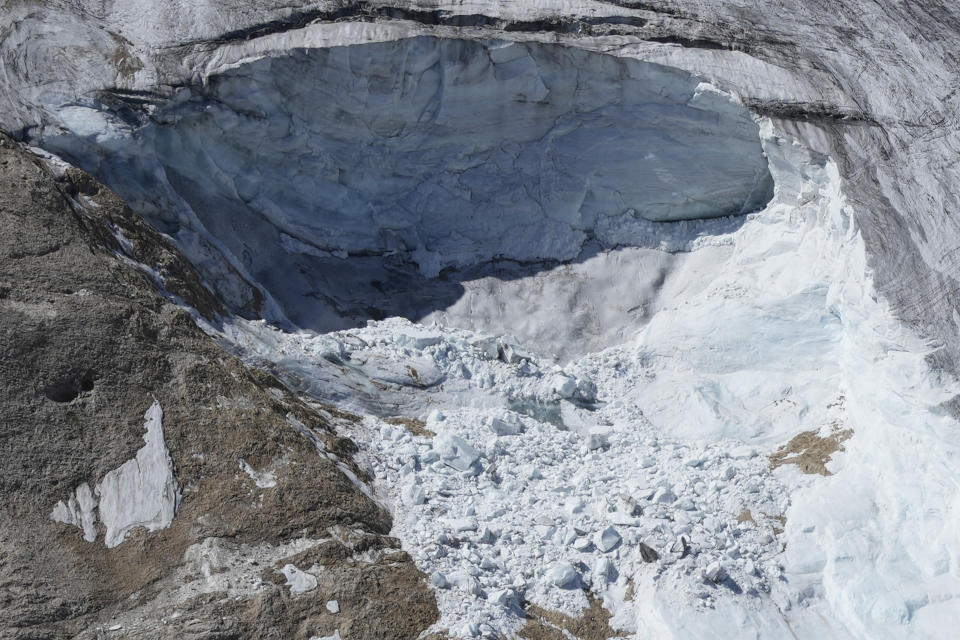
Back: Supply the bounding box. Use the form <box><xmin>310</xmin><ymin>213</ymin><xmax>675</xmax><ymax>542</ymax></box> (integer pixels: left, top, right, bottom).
<box><xmin>213</xmin><ymin>122</ymin><xmax>960</xmax><ymax>638</ymax></box>
<box><xmin>294</xmin><ymin>317</ymin><xmax>789</xmax><ymax>637</ymax></box>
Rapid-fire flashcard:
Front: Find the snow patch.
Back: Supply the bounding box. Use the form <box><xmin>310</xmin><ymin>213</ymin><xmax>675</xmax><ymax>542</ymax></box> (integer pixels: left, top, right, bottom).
<box><xmin>239</xmin><ymin>459</ymin><xmax>278</xmax><ymax>489</ymax></box>
<box><xmin>281</xmin><ymin>564</ymin><xmax>319</xmax><ymax>594</ymax></box>
<box><xmin>50</xmin><ymin>401</ymin><xmax>180</xmax><ymax>547</ymax></box>
<box><xmin>50</xmin><ymin>482</ymin><xmax>98</xmax><ymax>542</ymax></box>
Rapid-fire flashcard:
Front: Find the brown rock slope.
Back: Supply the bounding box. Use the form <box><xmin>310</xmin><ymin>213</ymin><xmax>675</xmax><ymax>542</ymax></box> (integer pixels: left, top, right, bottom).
<box><xmin>0</xmin><ymin>134</ymin><xmax>438</xmax><ymax>639</ymax></box>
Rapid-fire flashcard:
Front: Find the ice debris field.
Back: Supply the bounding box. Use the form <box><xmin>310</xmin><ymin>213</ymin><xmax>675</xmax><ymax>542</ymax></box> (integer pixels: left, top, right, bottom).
<box><xmin>41</xmin><ymin>32</ymin><xmax>960</xmax><ymax>639</ymax></box>
<box><xmin>211</xmin><ymin>120</ymin><xmax>960</xmax><ymax>638</ymax></box>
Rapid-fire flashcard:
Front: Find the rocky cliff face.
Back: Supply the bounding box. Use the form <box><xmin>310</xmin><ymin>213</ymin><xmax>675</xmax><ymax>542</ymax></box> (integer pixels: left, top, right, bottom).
<box><xmin>0</xmin><ymin>134</ymin><xmax>437</xmax><ymax>639</ymax></box>
<box><xmin>4</xmin><ymin>1</ymin><xmax>960</xmax><ymax>639</ymax></box>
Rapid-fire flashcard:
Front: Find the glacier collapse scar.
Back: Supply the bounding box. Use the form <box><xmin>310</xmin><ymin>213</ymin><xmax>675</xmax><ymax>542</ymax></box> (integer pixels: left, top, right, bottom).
<box><xmin>41</xmin><ymin>37</ymin><xmax>772</xmax><ymax>286</ymax></box>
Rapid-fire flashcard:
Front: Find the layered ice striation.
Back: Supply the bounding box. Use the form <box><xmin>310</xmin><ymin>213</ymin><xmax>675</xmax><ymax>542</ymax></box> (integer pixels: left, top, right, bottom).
<box><xmin>42</xmin><ymin>37</ymin><xmax>771</xmax><ymax>327</ymax></box>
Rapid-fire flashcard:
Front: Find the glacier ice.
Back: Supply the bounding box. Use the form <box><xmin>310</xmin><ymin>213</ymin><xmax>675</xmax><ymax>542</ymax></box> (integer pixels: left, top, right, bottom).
<box><xmin>201</xmin><ymin>119</ymin><xmax>960</xmax><ymax>639</ymax></box>
<box><xmin>38</xmin><ymin>36</ymin><xmax>771</xmax><ymax>332</ymax></box>
<box><xmin>17</xmin><ymin>10</ymin><xmax>960</xmax><ymax>639</ymax></box>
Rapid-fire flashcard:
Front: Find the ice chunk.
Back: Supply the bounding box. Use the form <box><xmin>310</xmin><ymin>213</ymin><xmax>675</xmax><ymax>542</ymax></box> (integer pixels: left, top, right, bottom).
<box><xmin>564</xmin><ymin>497</ymin><xmax>586</xmax><ymax>519</ymax></box>
<box><xmin>551</xmin><ymin>374</ymin><xmax>578</xmax><ymax>399</ymax></box>
<box><xmin>402</xmin><ymin>483</ymin><xmax>426</xmax><ymax>506</ymax></box>
<box><xmin>363</xmin><ymin>355</ymin><xmax>444</xmax><ymax>388</ymax></box>
<box><xmin>489</xmin><ymin>415</ymin><xmax>523</xmax><ymax>436</ymax></box>
<box><xmin>450</xmin><ymin>518</ymin><xmax>478</xmax><ymax>532</ymax></box>
<box><xmin>595</xmin><ymin>525</ymin><xmax>622</xmax><ymax>552</ymax></box>
<box><xmin>395</xmin><ymin>327</ymin><xmax>443</xmax><ymax>350</ymax></box>
<box><xmin>594</xmin><ymin>557</ymin><xmax>616</xmax><ymax>583</ymax></box>
<box><xmin>587</xmin><ymin>426</ymin><xmax>612</xmax><ymax>451</ymax></box>
<box><xmin>448</xmin><ymin>570</ymin><xmax>483</xmax><ymax>596</ymax></box>
<box><xmin>547</xmin><ymin>561</ymin><xmax>580</xmax><ymax>589</ymax></box>
<box><xmin>326</xmin><ymin>600</ymin><xmax>340</xmax><ymax>614</ymax></box>
<box><xmin>576</xmin><ymin>377</ymin><xmax>598</xmax><ymax>403</ymax></box>
<box><xmin>572</xmin><ymin>536</ymin><xmax>593</xmax><ymax>552</ymax></box>
<box><xmin>281</xmin><ymin>564</ymin><xmax>318</xmax><ymax>594</ymax></box>
<box><xmin>704</xmin><ymin>561</ymin><xmax>727</xmax><ymax>583</ymax></box>
<box><xmin>499</xmin><ymin>338</ymin><xmax>533</xmax><ymax>364</ymax></box>
<box><xmin>470</xmin><ymin>336</ymin><xmax>500</xmax><ymax>360</ymax></box>
<box><xmin>430</xmin><ymin>571</ymin><xmax>450</xmax><ymax>589</ymax></box>
<box><xmin>433</xmin><ymin>433</ymin><xmax>481</xmax><ymax>472</ymax></box>
<box><xmin>653</xmin><ymin>488</ymin><xmax>678</xmax><ymax>504</ymax></box>
<box><xmin>487</xmin><ymin>589</ymin><xmax>516</xmax><ymax>607</ymax></box>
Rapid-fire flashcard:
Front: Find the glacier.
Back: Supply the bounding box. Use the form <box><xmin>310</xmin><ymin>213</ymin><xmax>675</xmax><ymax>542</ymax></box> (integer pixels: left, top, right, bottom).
<box><xmin>7</xmin><ymin>1</ymin><xmax>960</xmax><ymax>638</ymax></box>
<box><xmin>36</xmin><ymin>36</ymin><xmax>771</xmax><ymax>331</ymax></box>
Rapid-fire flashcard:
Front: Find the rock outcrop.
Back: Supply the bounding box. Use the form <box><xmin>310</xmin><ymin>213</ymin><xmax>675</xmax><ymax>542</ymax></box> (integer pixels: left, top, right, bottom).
<box><xmin>0</xmin><ymin>133</ymin><xmax>437</xmax><ymax>639</ymax></box>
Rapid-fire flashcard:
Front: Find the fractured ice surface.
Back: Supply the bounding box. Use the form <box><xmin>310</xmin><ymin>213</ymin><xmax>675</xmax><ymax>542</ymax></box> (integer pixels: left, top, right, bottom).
<box><xmin>41</xmin><ymin>37</ymin><xmax>771</xmax><ymax>325</ymax></box>
<box><xmin>50</xmin><ymin>401</ymin><xmax>180</xmax><ymax>547</ymax></box>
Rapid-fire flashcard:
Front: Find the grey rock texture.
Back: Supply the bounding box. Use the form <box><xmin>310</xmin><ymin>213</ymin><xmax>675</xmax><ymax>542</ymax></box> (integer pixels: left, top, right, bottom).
<box><xmin>0</xmin><ymin>133</ymin><xmax>437</xmax><ymax>639</ymax></box>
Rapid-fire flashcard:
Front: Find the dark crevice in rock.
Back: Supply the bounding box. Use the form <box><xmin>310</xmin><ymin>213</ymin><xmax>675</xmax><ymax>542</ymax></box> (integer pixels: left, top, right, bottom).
<box><xmin>744</xmin><ymin>99</ymin><xmax>880</xmax><ymax>125</ymax></box>
<box><xmin>42</xmin><ymin>370</ymin><xmax>97</xmax><ymax>403</ymax></box>
<box><xmin>643</xmin><ymin>34</ymin><xmax>733</xmax><ymax>50</ymax></box>
<box><xmin>589</xmin><ymin>0</ymin><xmax>685</xmax><ymax>15</ymax></box>
<box><xmin>170</xmin><ymin>1</ymin><xmax>653</xmax><ymax>48</ymax></box>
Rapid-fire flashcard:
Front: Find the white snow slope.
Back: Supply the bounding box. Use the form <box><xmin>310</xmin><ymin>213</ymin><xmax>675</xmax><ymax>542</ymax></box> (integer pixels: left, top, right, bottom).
<box><xmin>8</xmin><ymin>3</ymin><xmax>960</xmax><ymax>639</ymax></box>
